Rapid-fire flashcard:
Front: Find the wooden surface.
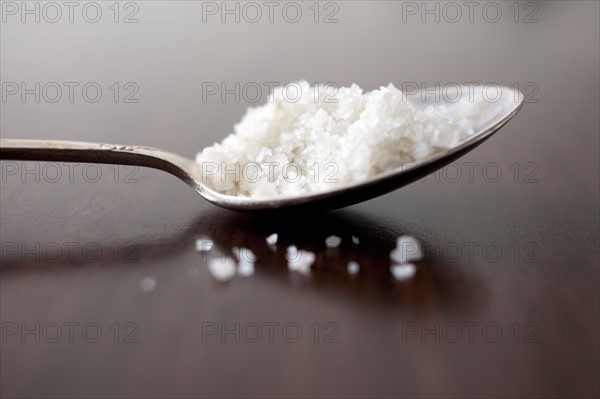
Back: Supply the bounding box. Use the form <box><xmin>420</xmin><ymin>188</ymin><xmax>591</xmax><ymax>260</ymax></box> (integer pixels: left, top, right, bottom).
<box><xmin>1</xmin><ymin>2</ymin><xmax>599</xmax><ymax>398</ymax></box>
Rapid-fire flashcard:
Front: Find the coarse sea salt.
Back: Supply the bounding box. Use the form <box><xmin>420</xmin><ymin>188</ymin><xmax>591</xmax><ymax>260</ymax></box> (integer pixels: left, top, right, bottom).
<box><xmin>287</xmin><ymin>245</ymin><xmax>298</xmax><ymax>258</ymax></box>
<box><xmin>235</xmin><ymin>248</ymin><xmax>256</xmax><ymax>277</ymax></box>
<box><xmin>347</xmin><ymin>261</ymin><xmax>360</xmax><ymax>275</ymax></box>
<box><xmin>389</xmin><ymin>235</ymin><xmax>422</xmax><ymax>281</ymax></box>
<box><xmin>390</xmin><ymin>263</ymin><xmax>416</xmax><ymax>281</ymax></box>
<box><xmin>196</xmin><ymin>81</ymin><xmax>473</xmax><ymax>199</ymax></box>
<box><xmin>207</xmin><ymin>257</ymin><xmax>236</xmax><ymax>282</ymax></box>
<box><xmin>195</xmin><ymin>237</ymin><xmax>214</xmax><ymax>252</ymax></box>
<box><xmin>287</xmin><ymin>248</ymin><xmax>315</xmax><ymax>275</ymax></box>
<box><xmin>325</xmin><ymin>235</ymin><xmax>342</xmax><ymax>248</ymax></box>
<box><xmin>390</xmin><ymin>235</ymin><xmax>423</xmax><ymax>263</ymax></box>
<box><xmin>238</xmin><ymin>258</ymin><xmax>255</xmax><ymax>277</ymax></box>
<box><xmin>266</xmin><ymin>233</ymin><xmax>278</xmax><ymax>245</ymax></box>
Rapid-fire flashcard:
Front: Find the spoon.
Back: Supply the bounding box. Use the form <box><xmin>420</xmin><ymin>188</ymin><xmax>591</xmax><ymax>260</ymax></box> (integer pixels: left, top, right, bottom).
<box><xmin>0</xmin><ymin>85</ymin><xmax>523</xmax><ymax>211</ymax></box>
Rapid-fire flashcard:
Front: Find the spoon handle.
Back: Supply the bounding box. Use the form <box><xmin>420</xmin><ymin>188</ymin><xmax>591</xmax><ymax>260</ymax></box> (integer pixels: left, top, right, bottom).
<box><xmin>0</xmin><ymin>138</ymin><xmax>197</xmax><ymax>182</ymax></box>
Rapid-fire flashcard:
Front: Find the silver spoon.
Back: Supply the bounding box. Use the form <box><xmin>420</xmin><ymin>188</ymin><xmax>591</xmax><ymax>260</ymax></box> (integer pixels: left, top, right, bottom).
<box><xmin>0</xmin><ymin>85</ymin><xmax>523</xmax><ymax>211</ymax></box>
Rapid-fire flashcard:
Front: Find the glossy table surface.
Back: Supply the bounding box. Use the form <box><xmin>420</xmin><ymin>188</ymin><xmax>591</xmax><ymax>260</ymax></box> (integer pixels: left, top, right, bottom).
<box><xmin>1</xmin><ymin>2</ymin><xmax>599</xmax><ymax>398</ymax></box>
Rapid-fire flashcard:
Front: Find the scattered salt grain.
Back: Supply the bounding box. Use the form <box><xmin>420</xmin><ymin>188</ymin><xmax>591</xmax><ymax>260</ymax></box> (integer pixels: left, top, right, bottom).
<box><xmin>325</xmin><ymin>235</ymin><xmax>342</xmax><ymax>248</ymax></box>
<box><xmin>390</xmin><ymin>235</ymin><xmax>423</xmax><ymax>263</ymax></box>
<box><xmin>236</xmin><ymin>248</ymin><xmax>256</xmax><ymax>277</ymax></box>
<box><xmin>196</xmin><ymin>81</ymin><xmax>473</xmax><ymax>199</ymax></box>
<box><xmin>207</xmin><ymin>257</ymin><xmax>236</xmax><ymax>282</ymax></box>
<box><xmin>288</xmin><ymin>250</ymin><xmax>315</xmax><ymax>275</ymax></box>
<box><xmin>352</xmin><ymin>236</ymin><xmax>360</xmax><ymax>245</ymax></box>
<box><xmin>139</xmin><ymin>276</ymin><xmax>156</xmax><ymax>293</ymax></box>
<box><xmin>238</xmin><ymin>259</ymin><xmax>255</xmax><ymax>277</ymax></box>
<box><xmin>390</xmin><ymin>263</ymin><xmax>416</xmax><ymax>281</ymax></box>
<box><xmin>347</xmin><ymin>261</ymin><xmax>360</xmax><ymax>275</ymax></box>
<box><xmin>266</xmin><ymin>233</ymin><xmax>278</xmax><ymax>245</ymax></box>
<box><xmin>195</xmin><ymin>237</ymin><xmax>214</xmax><ymax>252</ymax></box>
<box><xmin>287</xmin><ymin>245</ymin><xmax>298</xmax><ymax>258</ymax></box>
<box><xmin>239</xmin><ymin>248</ymin><xmax>256</xmax><ymax>262</ymax></box>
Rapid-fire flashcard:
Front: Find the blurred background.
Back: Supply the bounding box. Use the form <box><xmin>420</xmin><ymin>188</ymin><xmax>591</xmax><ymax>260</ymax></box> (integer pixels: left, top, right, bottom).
<box><xmin>1</xmin><ymin>1</ymin><xmax>599</xmax><ymax>398</ymax></box>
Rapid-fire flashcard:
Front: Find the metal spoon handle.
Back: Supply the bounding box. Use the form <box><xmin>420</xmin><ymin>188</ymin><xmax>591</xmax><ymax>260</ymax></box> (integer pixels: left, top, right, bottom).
<box><xmin>0</xmin><ymin>138</ymin><xmax>197</xmax><ymax>184</ymax></box>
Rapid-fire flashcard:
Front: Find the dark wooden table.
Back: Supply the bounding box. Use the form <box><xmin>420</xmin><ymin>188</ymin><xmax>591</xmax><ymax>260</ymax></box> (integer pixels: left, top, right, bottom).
<box><xmin>1</xmin><ymin>2</ymin><xmax>598</xmax><ymax>398</ymax></box>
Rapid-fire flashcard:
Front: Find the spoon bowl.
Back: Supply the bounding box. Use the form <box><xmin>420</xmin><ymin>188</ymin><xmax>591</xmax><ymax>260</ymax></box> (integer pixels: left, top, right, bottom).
<box><xmin>0</xmin><ymin>85</ymin><xmax>523</xmax><ymax>211</ymax></box>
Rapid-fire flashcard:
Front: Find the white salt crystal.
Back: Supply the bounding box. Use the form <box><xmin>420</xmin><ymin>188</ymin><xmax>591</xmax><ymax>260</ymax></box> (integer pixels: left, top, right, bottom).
<box><xmin>287</xmin><ymin>245</ymin><xmax>298</xmax><ymax>259</ymax></box>
<box><xmin>195</xmin><ymin>237</ymin><xmax>214</xmax><ymax>252</ymax></box>
<box><xmin>325</xmin><ymin>235</ymin><xmax>342</xmax><ymax>248</ymax></box>
<box><xmin>238</xmin><ymin>259</ymin><xmax>255</xmax><ymax>277</ymax></box>
<box><xmin>352</xmin><ymin>236</ymin><xmax>360</xmax><ymax>245</ymax></box>
<box><xmin>196</xmin><ymin>81</ymin><xmax>473</xmax><ymax>199</ymax></box>
<box><xmin>239</xmin><ymin>248</ymin><xmax>256</xmax><ymax>262</ymax></box>
<box><xmin>390</xmin><ymin>235</ymin><xmax>423</xmax><ymax>263</ymax></box>
<box><xmin>431</xmin><ymin>127</ymin><xmax>461</xmax><ymax>148</ymax></box>
<box><xmin>411</xmin><ymin>141</ymin><xmax>433</xmax><ymax>159</ymax></box>
<box><xmin>389</xmin><ymin>235</ymin><xmax>422</xmax><ymax>281</ymax></box>
<box><xmin>139</xmin><ymin>276</ymin><xmax>156</xmax><ymax>293</ymax></box>
<box><xmin>236</xmin><ymin>248</ymin><xmax>256</xmax><ymax>277</ymax></box>
<box><xmin>207</xmin><ymin>257</ymin><xmax>236</xmax><ymax>282</ymax></box>
<box><xmin>347</xmin><ymin>261</ymin><xmax>360</xmax><ymax>275</ymax></box>
<box><xmin>390</xmin><ymin>263</ymin><xmax>416</xmax><ymax>281</ymax></box>
<box><xmin>288</xmin><ymin>250</ymin><xmax>315</xmax><ymax>275</ymax></box>
<box><xmin>266</xmin><ymin>233</ymin><xmax>278</xmax><ymax>245</ymax></box>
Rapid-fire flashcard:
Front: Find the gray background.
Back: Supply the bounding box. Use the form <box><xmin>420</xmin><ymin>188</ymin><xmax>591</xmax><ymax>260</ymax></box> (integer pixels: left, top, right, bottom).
<box><xmin>1</xmin><ymin>1</ymin><xmax>599</xmax><ymax>398</ymax></box>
